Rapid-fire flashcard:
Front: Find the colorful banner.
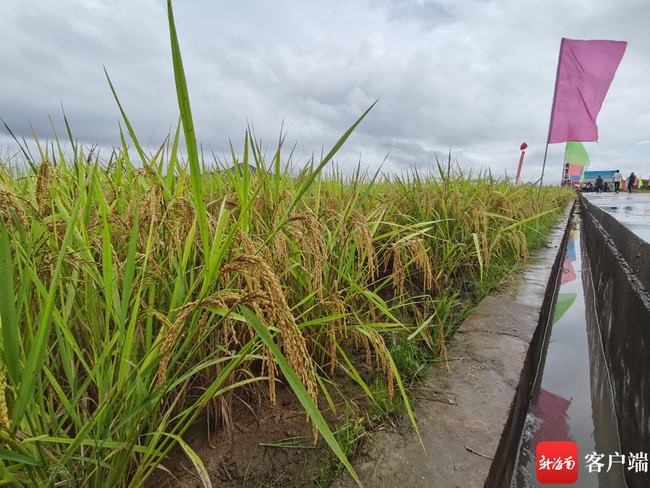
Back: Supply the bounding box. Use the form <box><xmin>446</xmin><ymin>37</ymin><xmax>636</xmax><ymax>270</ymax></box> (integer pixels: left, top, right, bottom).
<box><xmin>548</xmin><ymin>38</ymin><xmax>627</xmax><ymax>143</ymax></box>
<box><xmin>553</xmin><ymin>293</ymin><xmax>578</xmax><ymax>324</ymax></box>
<box><xmin>568</xmin><ymin>164</ymin><xmax>583</xmax><ymax>177</ymax></box>
<box><xmin>568</xmin><ymin>164</ymin><xmax>584</xmax><ymax>183</ymax></box>
<box><xmin>565</xmin><ymin>142</ymin><xmax>590</xmax><ymax>166</ymax></box>
<box><xmin>565</xmin><ymin>240</ymin><xmax>576</xmax><ymax>261</ymax></box>
<box><xmin>564</xmin><ymin>142</ymin><xmax>590</xmax><ymax>184</ymax></box>
<box><xmin>532</xmin><ymin>388</ymin><xmax>572</xmax><ymax>446</ymax></box>
<box><xmin>561</xmin><ymin>259</ymin><xmax>576</xmax><ymax>285</ymax></box>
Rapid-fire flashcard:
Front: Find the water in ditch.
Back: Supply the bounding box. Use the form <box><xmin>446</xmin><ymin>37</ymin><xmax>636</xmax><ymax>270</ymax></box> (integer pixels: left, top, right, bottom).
<box><xmin>511</xmin><ymin>210</ymin><xmax>625</xmax><ymax>488</ymax></box>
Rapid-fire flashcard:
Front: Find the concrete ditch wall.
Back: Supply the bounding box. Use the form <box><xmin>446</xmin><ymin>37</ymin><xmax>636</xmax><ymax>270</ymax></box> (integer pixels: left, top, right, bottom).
<box><xmin>334</xmin><ymin>202</ymin><xmax>574</xmax><ymax>488</ymax></box>
<box><xmin>485</xmin><ymin>203</ymin><xmax>574</xmax><ymax>487</ymax></box>
<box><xmin>580</xmin><ymin>196</ymin><xmax>650</xmax><ymax>488</ymax></box>
<box><xmin>581</xmin><ymin>196</ymin><xmax>650</xmax><ymax>292</ymax></box>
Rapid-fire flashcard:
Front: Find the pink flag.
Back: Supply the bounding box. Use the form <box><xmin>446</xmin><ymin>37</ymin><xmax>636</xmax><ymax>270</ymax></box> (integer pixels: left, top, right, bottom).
<box><xmin>561</xmin><ymin>259</ymin><xmax>576</xmax><ymax>285</ymax></box>
<box><xmin>548</xmin><ymin>38</ymin><xmax>627</xmax><ymax>143</ymax></box>
<box><xmin>567</xmin><ymin>164</ymin><xmax>583</xmax><ymax>177</ymax></box>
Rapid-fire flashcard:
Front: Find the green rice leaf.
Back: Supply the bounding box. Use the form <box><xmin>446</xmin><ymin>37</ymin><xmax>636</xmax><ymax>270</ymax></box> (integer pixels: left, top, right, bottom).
<box><xmin>0</xmin><ymin>223</ymin><xmax>20</xmax><ymax>383</ymax></box>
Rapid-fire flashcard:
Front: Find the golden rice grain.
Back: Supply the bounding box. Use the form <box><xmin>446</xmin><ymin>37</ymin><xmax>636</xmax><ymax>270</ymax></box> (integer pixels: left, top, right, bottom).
<box><xmin>0</xmin><ymin>363</ymin><xmax>11</xmax><ymax>431</ymax></box>
<box><xmin>0</xmin><ymin>190</ymin><xmax>28</xmax><ymax>228</ymax></box>
<box><xmin>389</xmin><ymin>244</ymin><xmax>405</xmax><ymax>297</ymax></box>
<box><xmin>407</xmin><ymin>238</ymin><xmax>435</xmax><ymax>293</ymax></box>
<box><xmin>222</xmin><ymin>254</ymin><xmax>319</xmax><ymax>426</ymax></box>
<box><xmin>156</xmin><ymin>290</ymin><xmax>271</xmax><ymax>386</ymax></box>
<box><xmin>35</xmin><ymin>160</ymin><xmax>53</xmax><ymax>213</ymax></box>
<box><xmin>350</xmin><ymin>211</ymin><xmax>377</xmax><ymax>280</ymax></box>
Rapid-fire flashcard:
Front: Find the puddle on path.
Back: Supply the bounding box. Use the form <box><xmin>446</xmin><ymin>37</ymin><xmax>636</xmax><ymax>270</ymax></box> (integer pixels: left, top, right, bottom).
<box><xmin>511</xmin><ymin>211</ymin><xmax>625</xmax><ymax>488</ymax></box>
<box><xmin>584</xmin><ymin>193</ymin><xmax>650</xmax><ymax>243</ymax></box>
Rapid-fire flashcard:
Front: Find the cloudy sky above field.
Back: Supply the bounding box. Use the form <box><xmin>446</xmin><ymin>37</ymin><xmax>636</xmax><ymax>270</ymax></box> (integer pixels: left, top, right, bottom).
<box><xmin>1</xmin><ymin>0</ymin><xmax>649</xmax><ymax>181</ymax></box>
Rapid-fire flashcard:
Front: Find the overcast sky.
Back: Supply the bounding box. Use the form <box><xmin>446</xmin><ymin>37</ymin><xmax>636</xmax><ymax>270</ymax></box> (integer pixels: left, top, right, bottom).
<box><xmin>1</xmin><ymin>0</ymin><xmax>649</xmax><ymax>182</ymax></box>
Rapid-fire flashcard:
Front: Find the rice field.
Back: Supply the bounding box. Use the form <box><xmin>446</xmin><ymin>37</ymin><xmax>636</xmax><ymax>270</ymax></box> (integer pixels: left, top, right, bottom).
<box><xmin>0</xmin><ymin>1</ymin><xmax>574</xmax><ymax>486</ymax></box>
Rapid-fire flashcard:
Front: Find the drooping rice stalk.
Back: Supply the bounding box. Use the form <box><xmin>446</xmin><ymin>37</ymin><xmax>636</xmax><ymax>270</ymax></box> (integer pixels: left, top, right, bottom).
<box><xmin>0</xmin><ymin>1</ymin><xmax>574</xmax><ymax>486</ymax></box>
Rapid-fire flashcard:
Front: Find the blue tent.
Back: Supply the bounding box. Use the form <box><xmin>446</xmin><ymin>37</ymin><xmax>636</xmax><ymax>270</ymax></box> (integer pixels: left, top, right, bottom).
<box><xmin>582</xmin><ymin>170</ymin><xmax>616</xmax><ymax>185</ymax></box>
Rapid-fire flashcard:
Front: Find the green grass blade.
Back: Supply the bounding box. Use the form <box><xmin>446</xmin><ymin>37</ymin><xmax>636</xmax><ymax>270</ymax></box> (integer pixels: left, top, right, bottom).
<box><xmin>167</xmin><ymin>0</ymin><xmax>210</xmax><ymax>257</ymax></box>
<box><xmin>104</xmin><ymin>67</ymin><xmax>149</xmax><ymax>166</ymax></box>
<box><xmin>0</xmin><ymin>223</ymin><xmax>20</xmax><ymax>383</ymax></box>
<box><xmin>158</xmin><ymin>433</ymin><xmax>212</xmax><ymax>488</ymax></box>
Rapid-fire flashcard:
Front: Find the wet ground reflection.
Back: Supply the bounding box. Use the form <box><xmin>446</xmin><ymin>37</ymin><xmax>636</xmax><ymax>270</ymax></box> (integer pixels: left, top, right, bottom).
<box><xmin>511</xmin><ymin>211</ymin><xmax>624</xmax><ymax>487</ymax></box>
<box><xmin>584</xmin><ymin>193</ymin><xmax>650</xmax><ymax>243</ymax></box>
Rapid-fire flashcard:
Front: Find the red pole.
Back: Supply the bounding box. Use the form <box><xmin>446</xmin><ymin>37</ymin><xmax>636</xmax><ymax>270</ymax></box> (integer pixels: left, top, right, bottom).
<box><xmin>515</xmin><ymin>142</ymin><xmax>528</xmax><ymax>184</ymax></box>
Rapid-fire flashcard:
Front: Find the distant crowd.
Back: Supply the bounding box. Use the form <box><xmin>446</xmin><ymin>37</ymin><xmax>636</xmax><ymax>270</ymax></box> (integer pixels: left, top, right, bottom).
<box><xmin>580</xmin><ymin>170</ymin><xmax>649</xmax><ymax>193</ymax></box>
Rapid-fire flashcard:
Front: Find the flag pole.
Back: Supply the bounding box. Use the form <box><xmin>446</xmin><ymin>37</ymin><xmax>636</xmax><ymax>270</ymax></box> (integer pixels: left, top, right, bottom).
<box><xmin>515</xmin><ymin>142</ymin><xmax>527</xmax><ymax>184</ymax></box>
<box><xmin>560</xmin><ymin>143</ymin><xmax>568</xmax><ymax>186</ymax></box>
<box><xmin>538</xmin><ymin>142</ymin><xmax>550</xmax><ymax>197</ymax></box>
<box><xmin>538</xmin><ymin>38</ymin><xmax>566</xmax><ymax>198</ymax></box>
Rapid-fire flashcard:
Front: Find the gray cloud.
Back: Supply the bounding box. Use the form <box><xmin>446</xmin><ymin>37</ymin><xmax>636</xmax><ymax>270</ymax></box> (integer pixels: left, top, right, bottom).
<box><xmin>1</xmin><ymin>0</ymin><xmax>649</xmax><ymax>182</ymax></box>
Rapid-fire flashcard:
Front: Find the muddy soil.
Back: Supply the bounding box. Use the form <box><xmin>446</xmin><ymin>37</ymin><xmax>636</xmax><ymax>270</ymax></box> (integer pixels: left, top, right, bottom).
<box><xmin>147</xmin><ymin>371</ymin><xmax>373</xmax><ymax>487</ymax></box>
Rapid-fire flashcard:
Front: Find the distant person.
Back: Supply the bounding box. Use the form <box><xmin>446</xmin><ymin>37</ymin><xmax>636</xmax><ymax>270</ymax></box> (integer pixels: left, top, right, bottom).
<box><xmin>595</xmin><ymin>175</ymin><xmax>604</xmax><ymax>193</ymax></box>
<box><xmin>627</xmin><ymin>172</ymin><xmax>636</xmax><ymax>193</ymax></box>
<box><xmin>613</xmin><ymin>170</ymin><xmax>622</xmax><ymax>193</ymax></box>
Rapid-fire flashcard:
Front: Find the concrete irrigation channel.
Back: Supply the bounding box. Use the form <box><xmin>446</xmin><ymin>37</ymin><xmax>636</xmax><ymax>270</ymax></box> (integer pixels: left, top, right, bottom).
<box><xmin>335</xmin><ymin>194</ymin><xmax>650</xmax><ymax>488</ymax></box>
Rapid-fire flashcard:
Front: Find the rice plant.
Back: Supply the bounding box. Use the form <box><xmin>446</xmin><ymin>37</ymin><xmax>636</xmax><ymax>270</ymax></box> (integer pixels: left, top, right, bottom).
<box><xmin>0</xmin><ymin>1</ymin><xmax>574</xmax><ymax>486</ymax></box>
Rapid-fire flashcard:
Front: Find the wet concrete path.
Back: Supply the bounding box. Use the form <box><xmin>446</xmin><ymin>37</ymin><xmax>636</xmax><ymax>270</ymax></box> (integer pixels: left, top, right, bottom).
<box><xmin>511</xmin><ymin>210</ymin><xmax>625</xmax><ymax>487</ymax></box>
<box><xmin>584</xmin><ymin>193</ymin><xmax>650</xmax><ymax>243</ymax></box>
